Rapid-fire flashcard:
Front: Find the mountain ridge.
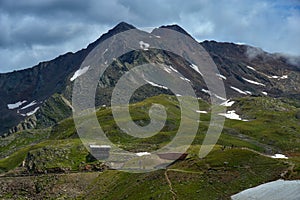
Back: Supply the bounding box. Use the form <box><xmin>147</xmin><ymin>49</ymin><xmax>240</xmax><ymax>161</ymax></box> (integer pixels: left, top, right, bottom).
<box><xmin>1</xmin><ymin>22</ymin><xmax>299</xmax><ymax>136</ymax></box>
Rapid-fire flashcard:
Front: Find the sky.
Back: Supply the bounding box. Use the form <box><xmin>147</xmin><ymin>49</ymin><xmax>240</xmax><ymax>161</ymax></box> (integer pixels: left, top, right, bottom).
<box><xmin>0</xmin><ymin>0</ymin><xmax>300</xmax><ymax>73</ymax></box>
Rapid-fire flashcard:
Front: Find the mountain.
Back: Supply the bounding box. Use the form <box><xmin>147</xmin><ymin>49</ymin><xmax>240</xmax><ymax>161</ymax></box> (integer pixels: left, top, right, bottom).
<box><xmin>0</xmin><ymin>22</ymin><xmax>136</xmax><ymax>135</ymax></box>
<box><xmin>0</xmin><ymin>22</ymin><xmax>299</xmax><ymax>136</ymax></box>
<box><xmin>0</xmin><ymin>22</ymin><xmax>300</xmax><ymax>199</ymax></box>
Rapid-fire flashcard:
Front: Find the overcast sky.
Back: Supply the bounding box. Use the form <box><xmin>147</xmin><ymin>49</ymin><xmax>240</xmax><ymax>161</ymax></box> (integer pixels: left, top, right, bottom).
<box><xmin>0</xmin><ymin>0</ymin><xmax>299</xmax><ymax>73</ymax></box>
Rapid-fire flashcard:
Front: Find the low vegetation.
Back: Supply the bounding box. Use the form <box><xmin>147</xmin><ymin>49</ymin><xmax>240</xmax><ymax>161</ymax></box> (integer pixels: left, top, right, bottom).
<box><xmin>0</xmin><ymin>95</ymin><xmax>299</xmax><ymax>199</ymax></box>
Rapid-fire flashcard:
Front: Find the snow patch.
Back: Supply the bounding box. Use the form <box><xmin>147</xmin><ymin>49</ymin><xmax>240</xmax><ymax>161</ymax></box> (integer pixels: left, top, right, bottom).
<box><xmin>103</xmin><ymin>48</ymin><xmax>108</xmax><ymax>55</ymax></box>
<box><xmin>221</xmin><ymin>100</ymin><xmax>235</xmax><ymax>107</ymax></box>
<box><xmin>242</xmin><ymin>77</ymin><xmax>265</xmax><ymax>86</ymax></box>
<box><xmin>163</xmin><ymin>67</ymin><xmax>172</xmax><ymax>73</ymax></box>
<box><xmin>246</xmin><ymin>65</ymin><xmax>256</xmax><ymax>71</ymax></box>
<box><xmin>190</xmin><ymin>64</ymin><xmax>203</xmax><ymax>76</ymax></box>
<box><xmin>139</xmin><ymin>41</ymin><xmax>150</xmax><ymax>50</ymax></box>
<box><xmin>180</xmin><ymin>77</ymin><xmax>191</xmax><ymax>82</ymax></box>
<box><xmin>146</xmin><ymin>80</ymin><xmax>168</xmax><ymax>90</ymax></box>
<box><xmin>89</xmin><ymin>144</ymin><xmax>111</xmax><ymax>148</ymax></box>
<box><xmin>26</xmin><ymin>107</ymin><xmax>40</xmax><ymax>116</ymax></box>
<box><xmin>271</xmin><ymin>154</ymin><xmax>288</xmax><ymax>159</ymax></box>
<box><xmin>196</xmin><ymin>110</ymin><xmax>208</xmax><ymax>114</ymax></box>
<box><xmin>245</xmin><ymin>91</ymin><xmax>252</xmax><ymax>95</ymax></box>
<box><xmin>262</xmin><ymin>91</ymin><xmax>268</xmax><ymax>95</ymax></box>
<box><xmin>280</xmin><ymin>75</ymin><xmax>288</xmax><ymax>79</ymax></box>
<box><xmin>20</xmin><ymin>100</ymin><xmax>37</xmax><ymax>110</ymax></box>
<box><xmin>70</xmin><ymin>66</ymin><xmax>90</xmax><ymax>81</ymax></box>
<box><xmin>268</xmin><ymin>75</ymin><xmax>288</xmax><ymax>79</ymax></box>
<box><xmin>216</xmin><ymin>73</ymin><xmax>227</xmax><ymax>80</ymax></box>
<box><xmin>201</xmin><ymin>89</ymin><xmax>211</xmax><ymax>95</ymax></box>
<box><xmin>218</xmin><ymin>110</ymin><xmax>248</xmax><ymax>121</ymax></box>
<box><xmin>231</xmin><ymin>179</ymin><xmax>300</xmax><ymax>200</ymax></box>
<box><xmin>214</xmin><ymin>94</ymin><xmax>227</xmax><ymax>101</ymax></box>
<box><xmin>201</xmin><ymin>89</ymin><xmax>226</xmax><ymax>100</ymax></box>
<box><xmin>136</xmin><ymin>152</ymin><xmax>151</xmax><ymax>157</ymax></box>
<box><xmin>7</xmin><ymin>100</ymin><xmax>27</xmax><ymax>109</ymax></box>
<box><xmin>230</xmin><ymin>86</ymin><xmax>247</xmax><ymax>95</ymax></box>
<box><xmin>169</xmin><ymin>66</ymin><xmax>178</xmax><ymax>73</ymax></box>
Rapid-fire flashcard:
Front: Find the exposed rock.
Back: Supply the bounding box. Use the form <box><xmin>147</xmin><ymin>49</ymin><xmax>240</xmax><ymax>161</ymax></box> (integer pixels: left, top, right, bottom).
<box><xmin>9</xmin><ymin>115</ymin><xmax>37</xmax><ymax>134</ymax></box>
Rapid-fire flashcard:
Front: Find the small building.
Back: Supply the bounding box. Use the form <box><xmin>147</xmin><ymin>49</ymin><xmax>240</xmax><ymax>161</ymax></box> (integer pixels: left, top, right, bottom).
<box><xmin>89</xmin><ymin>144</ymin><xmax>111</xmax><ymax>160</ymax></box>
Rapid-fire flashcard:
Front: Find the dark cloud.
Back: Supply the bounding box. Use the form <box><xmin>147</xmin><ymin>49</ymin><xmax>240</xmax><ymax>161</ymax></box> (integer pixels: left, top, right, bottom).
<box><xmin>0</xmin><ymin>0</ymin><xmax>299</xmax><ymax>72</ymax></box>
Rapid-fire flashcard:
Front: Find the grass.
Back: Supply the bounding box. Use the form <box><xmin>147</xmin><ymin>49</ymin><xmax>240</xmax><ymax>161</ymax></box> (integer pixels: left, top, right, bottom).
<box><xmin>18</xmin><ymin>146</ymin><xmax>285</xmax><ymax>199</ymax></box>
<box><xmin>0</xmin><ymin>139</ymin><xmax>89</xmax><ymax>173</ymax></box>
<box><xmin>0</xmin><ymin>128</ymin><xmax>50</xmax><ymax>158</ymax></box>
<box><xmin>226</xmin><ymin>98</ymin><xmax>300</xmax><ymax>151</ymax></box>
<box><xmin>0</xmin><ymin>94</ymin><xmax>299</xmax><ymax>199</ymax></box>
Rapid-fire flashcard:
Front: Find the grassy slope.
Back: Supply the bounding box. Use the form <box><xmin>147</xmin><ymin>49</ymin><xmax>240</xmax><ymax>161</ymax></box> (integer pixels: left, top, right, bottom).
<box><xmin>0</xmin><ymin>148</ymin><xmax>288</xmax><ymax>200</ymax></box>
<box><xmin>0</xmin><ymin>95</ymin><xmax>299</xmax><ymax>199</ymax></box>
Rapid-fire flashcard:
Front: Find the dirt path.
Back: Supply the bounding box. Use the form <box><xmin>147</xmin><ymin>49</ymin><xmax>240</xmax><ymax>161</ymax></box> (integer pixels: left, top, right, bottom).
<box><xmin>288</xmin><ymin>163</ymin><xmax>296</xmax><ymax>179</ymax></box>
<box><xmin>239</xmin><ymin>147</ymin><xmax>273</xmax><ymax>158</ymax></box>
<box><xmin>224</xmin><ymin>131</ymin><xmax>278</xmax><ymax>154</ymax></box>
<box><xmin>164</xmin><ymin>170</ymin><xmax>177</xmax><ymax>200</ymax></box>
<box><xmin>280</xmin><ymin>162</ymin><xmax>296</xmax><ymax>179</ymax></box>
<box><xmin>167</xmin><ymin>168</ymin><xmax>204</xmax><ymax>174</ymax></box>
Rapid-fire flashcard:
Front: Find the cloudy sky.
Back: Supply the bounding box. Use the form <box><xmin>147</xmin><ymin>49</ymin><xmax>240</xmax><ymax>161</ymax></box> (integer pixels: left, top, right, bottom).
<box><xmin>0</xmin><ymin>0</ymin><xmax>299</xmax><ymax>73</ymax></box>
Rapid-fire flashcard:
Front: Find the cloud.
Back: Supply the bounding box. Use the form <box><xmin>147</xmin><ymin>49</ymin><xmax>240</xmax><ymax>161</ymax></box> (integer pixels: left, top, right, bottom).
<box><xmin>275</xmin><ymin>53</ymin><xmax>300</xmax><ymax>67</ymax></box>
<box><xmin>0</xmin><ymin>0</ymin><xmax>299</xmax><ymax>72</ymax></box>
<box><xmin>245</xmin><ymin>46</ymin><xmax>265</xmax><ymax>59</ymax></box>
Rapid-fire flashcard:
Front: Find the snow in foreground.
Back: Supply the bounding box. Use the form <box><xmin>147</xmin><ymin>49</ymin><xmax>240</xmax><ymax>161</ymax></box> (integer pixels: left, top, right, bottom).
<box><xmin>231</xmin><ymin>179</ymin><xmax>300</xmax><ymax>200</ymax></box>
<box><xmin>70</xmin><ymin>66</ymin><xmax>90</xmax><ymax>81</ymax></box>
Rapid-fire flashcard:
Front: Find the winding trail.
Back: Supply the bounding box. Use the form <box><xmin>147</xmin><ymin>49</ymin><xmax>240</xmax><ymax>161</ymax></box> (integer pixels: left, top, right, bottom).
<box><xmin>239</xmin><ymin>147</ymin><xmax>274</xmax><ymax>158</ymax></box>
<box><xmin>164</xmin><ymin>170</ymin><xmax>177</xmax><ymax>200</ymax></box>
<box><xmin>167</xmin><ymin>168</ymin><xmax>204</xmax><ymax>174</ymax></box>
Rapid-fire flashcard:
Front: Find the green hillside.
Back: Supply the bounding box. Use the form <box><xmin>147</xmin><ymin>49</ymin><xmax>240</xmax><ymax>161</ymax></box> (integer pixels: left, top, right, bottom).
<box><xmin>0</xmin><ymin>95</ymin><xmax>299</xmax><ymax>199</ymax></box>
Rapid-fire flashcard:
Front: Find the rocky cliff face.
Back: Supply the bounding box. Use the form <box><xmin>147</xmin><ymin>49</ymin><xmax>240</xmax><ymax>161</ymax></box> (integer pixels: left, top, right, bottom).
<box><xmin>1</xmin><ymin>22</ymin><xmax>299</xmax><ymax>136</ymax></box>
<box><xmin>201</xmin><ymin>40</ymin><xmax>300</xmax><ymax>97</ymax></box>
<box><xmin>0</xmin><ymin>22</ymin><xmax>136</xmax><ymax>135</ymax></box>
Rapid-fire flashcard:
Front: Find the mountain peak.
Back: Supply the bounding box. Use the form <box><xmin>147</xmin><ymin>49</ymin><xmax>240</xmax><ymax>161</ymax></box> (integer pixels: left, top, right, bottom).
<box><xmin>87</xmin><ymin>22</ymin><xmax>136</xmax><ymax>50</ymax></box>
<box><xmin>110</xmin><ymin>21</ymin><xmax>136</xmax><ymax>33</ymax></box>
<box><xmin>158</xmin><ymin>24</ymin><xmax>192</xmax><ymax>38</ymax></box>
